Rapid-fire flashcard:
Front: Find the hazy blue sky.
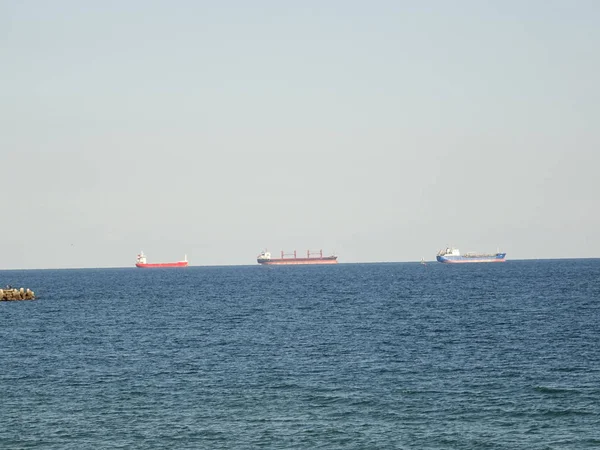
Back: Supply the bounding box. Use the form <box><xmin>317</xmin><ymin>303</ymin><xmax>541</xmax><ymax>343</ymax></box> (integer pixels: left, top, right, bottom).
<box><xmin>2</xmin><ymin>1</ymin><xmax>599</xmax><ymax>268</ymax></box>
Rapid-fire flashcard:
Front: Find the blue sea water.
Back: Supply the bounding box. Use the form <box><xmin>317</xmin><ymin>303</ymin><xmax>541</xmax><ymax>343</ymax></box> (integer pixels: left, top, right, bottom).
<box><xmin>1</xmin><ymin>260</ymin><xmax>600</xmax><ymax>449</ymax></box>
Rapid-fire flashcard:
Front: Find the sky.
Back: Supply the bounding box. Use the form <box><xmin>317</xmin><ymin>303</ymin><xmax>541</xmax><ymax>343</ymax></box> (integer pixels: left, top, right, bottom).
<box><xmin>1</xmin><ymin>0</ymin><xmax>599</xmax><ymax>269</ymax></box>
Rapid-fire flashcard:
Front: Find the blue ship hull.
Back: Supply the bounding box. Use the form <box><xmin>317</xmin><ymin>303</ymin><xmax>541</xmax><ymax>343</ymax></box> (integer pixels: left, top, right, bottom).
<box><xmin>437</xmin><ymin>253</ymin><xmax>507</xmax><ymax>263</ymax></box>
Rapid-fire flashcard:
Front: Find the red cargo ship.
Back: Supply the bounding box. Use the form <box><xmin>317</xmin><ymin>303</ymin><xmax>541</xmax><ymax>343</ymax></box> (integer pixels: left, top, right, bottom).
<box><xmin>257</xmin><ymin>250</ymin><xmax>338</xmax><ymax>265</ymax></box>
<box><xmin>135</xmin><ymin>251</ymin><xmax>188</xmax><ymax>268</ymax></box>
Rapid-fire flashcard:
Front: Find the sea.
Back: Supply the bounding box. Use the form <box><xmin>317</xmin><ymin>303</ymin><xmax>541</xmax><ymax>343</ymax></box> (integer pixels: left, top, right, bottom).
<box><xmin>1</xmin><ymin>259</ymin><xmax>600</xmax><ymax>449</ymax></box>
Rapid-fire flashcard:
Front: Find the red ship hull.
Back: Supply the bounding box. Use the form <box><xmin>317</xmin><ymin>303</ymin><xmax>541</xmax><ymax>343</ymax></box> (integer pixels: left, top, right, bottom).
<box><xmin>135</xmin><ymin>261</ymin><xmax>188</xmax><ymax>268</ymax></box>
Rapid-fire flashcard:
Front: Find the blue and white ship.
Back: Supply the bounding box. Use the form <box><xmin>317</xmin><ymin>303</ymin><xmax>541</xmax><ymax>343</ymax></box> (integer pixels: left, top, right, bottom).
<box><xmin>436</xmin><ymin>247</ymin><xmax>506</xmax><ymax>263</ymax></box>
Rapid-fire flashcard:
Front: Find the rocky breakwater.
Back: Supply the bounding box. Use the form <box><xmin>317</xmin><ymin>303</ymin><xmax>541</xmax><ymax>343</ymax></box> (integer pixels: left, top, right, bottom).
<box><xmin>0</xmin><ymin>287</ymin><xmax>36</xmax><ymax>301</ymax></box>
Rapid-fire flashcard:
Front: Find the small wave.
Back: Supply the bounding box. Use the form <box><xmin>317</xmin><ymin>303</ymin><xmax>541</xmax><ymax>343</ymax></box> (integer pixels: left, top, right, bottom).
<box><xmin>533</xmin><ymin>386</ymin><xmax>578</xmax><ymax>395</ymax></box>
<box><xmin>540</xmin><ymin>409</ymin><xmax>595</xmax><ymax>417</ymax></box>
<box><xmin>268</xmin><ymin>381</ymin><xmax>303</xmax><ymax>391</ymax></box>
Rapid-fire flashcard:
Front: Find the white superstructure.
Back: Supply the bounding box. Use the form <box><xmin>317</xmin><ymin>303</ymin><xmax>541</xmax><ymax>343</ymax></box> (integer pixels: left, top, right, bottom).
<box><xmin>257</xmin><ymin>251</ymin><xmax>271</xmax><ymax>261</ymax></box>
<box><xmin>136</xmin><ymin>251</ymin><xmax>147</xmax><ymax>264</ymax></box>
<box><xmin>437</xmin><ymin>247</ymin><xmax>461</xmax><ymax>257</ymax></box>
